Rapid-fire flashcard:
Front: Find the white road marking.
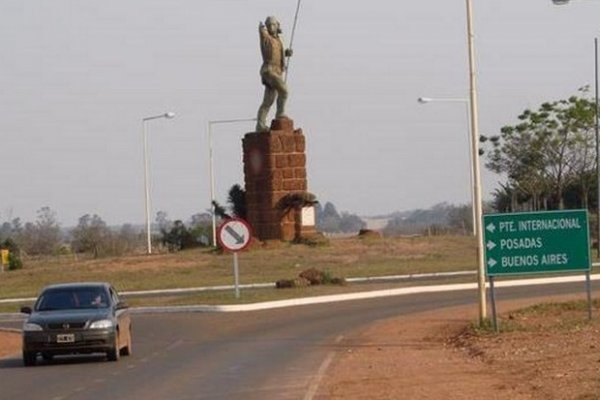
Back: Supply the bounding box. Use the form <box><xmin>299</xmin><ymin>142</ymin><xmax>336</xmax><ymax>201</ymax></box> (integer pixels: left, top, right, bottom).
<box><xmin>166</xmin><ymin>339</ymin><xmax>183</xmax><ymax>351</ymax></box>
<box><xmin>303</xmin><ymin>335</ymin><xmax>344</xmax><ymax>400</ymax></box>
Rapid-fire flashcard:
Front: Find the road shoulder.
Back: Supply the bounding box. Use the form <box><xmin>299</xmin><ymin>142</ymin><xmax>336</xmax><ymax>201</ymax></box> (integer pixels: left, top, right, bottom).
<box><xmin>0</xmin><ymin>331</ymin><xmax>20</xmax><ymax>359</ymax></box>
<box><xmin>315</xmin><ymin>293</ymin><xmax>598</xmax><ymax>400</ymax></box>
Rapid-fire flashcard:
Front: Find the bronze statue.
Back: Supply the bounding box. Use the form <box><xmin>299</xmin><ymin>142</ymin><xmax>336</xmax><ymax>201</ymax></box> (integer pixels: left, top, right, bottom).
<box><xmin>256</xmin><ymin>16</ymin><xmax>293</xmax><ymax>132</ymax></box>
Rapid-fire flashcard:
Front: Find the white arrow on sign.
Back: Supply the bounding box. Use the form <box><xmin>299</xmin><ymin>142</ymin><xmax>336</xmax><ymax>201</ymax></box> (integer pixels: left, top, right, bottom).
<box><xmin>486</xmin><ymin>241</ymin><xmax>496</xmax><ymax>251</ymax></box>
<box><xmin>486</xmin><ymin>223</ymin><xmax>496</xmax><ymax>233</ymax></box>
<box><xmin>225</xmin><ymin>225</ymin><xmax>245</xmax><ymax>245</ymax></box>
<box><xmin>487</xmin><ymin>258</ymin><xmax>497</xmax><ymax>268</ymax></box>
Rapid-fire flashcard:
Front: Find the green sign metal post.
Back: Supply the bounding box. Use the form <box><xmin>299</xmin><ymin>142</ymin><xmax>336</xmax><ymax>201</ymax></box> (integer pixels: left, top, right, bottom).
<box><xmin>483</xmin><ymin>210</ymin><xmax>590</xmax><ymax>276</ymax></box>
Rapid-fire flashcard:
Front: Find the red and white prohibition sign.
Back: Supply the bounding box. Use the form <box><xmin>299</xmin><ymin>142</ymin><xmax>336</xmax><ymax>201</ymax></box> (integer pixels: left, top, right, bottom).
<box><xmin>217</xmin><ymin>218</ymin><xmax>252</xmax><ymax>252</ymax></box>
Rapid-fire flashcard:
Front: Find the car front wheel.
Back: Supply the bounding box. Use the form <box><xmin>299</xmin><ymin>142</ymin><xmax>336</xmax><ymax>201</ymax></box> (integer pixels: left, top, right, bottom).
<box><xmin>106</xmin><ymin>334</ymin><xmax>120</xmax><ymax>362</ymax></box>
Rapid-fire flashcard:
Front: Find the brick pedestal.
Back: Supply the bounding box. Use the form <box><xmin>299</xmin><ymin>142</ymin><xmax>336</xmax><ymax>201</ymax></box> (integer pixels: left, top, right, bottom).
<box><xmin>243</xmin><ymin>118</ymin><xmax>316</xmax><ymax>241</ymax></box>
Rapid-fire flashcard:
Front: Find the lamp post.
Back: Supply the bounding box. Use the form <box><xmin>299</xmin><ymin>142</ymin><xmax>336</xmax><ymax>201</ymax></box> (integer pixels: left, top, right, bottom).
<box><xmin>417</xmin><ymin>96</ymin><xmax>476</xmax><ymax>236</ymax></box>
<box><xmin>464</xmin><ymin>0</ymin><xmax>487</xmax><ymax>323</ymax></box>
<box><xmin>207</xmin><ymin>118</ymin><xmax>257</xmax><ymax>247</ymax></box>
<box><xmin>550</xmin><ymin>0</ymin><xmax>600</xmax><ymax>258</ymax></box>
<box><xmin>588</xmin><ymin>33</ymin><xmax>598</xmax><ymax>263</ymax></box>
<box><xmin>142</xmin><ymin>112</ymin><xmax>175</xmax><ymax>255</ymax></box>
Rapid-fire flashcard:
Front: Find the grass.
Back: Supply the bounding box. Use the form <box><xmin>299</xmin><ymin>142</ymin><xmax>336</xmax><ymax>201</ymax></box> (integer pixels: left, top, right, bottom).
<box><xmin>0</xmin><ymin>274</ymin><xmax>478</xmax><ymax>313</ymax></box>
<box><xmin>468</xmin><ymin>299</ymin><xmax>600</xmax><ymax>335</ymax></box>
<box><xmin>0</xmin><ymin>235</ymin><xmax>478</xmax><ymax>300</ymax></box>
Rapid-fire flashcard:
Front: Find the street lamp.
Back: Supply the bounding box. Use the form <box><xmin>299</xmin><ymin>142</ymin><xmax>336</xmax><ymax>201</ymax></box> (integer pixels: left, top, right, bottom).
<box><xmin>417</xmin><ymin>96</ymin><xmax>476</xmax><ymax>236</ymax></box>
<box><xmin>550</xmin><ymin>0</ymin><xmax>600</xmax><ymax>258</ymax></box>
<box><xmin>142</xmin><ymin>111</ymin><xmax>175</xmax><ymax>255</ymax></box>
<box><xmin>207</xmin><ymin>118</ymin><xmax>257</xmax><ymax>246</ymax></box>
<box><xmin>464</xmin><ymin>0</ymin><xmax>487</xmax><ymax>323</ymax></box>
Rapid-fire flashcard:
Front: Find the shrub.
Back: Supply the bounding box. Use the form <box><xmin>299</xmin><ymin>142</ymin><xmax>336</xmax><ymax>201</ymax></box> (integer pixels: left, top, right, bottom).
<box><xmin>276</xmin><ymin>268</ymin><xmax>346</xmax><ymax>289</ymax></box>
<box><xmin>299</xmin><ymin>268</ymin><xmax>324</xmax><ymax>285</ymax></box>
<box><xmin>8</xmin><ymin>252</ymin><xmax>23</xmax><ymax>270</ymax></box>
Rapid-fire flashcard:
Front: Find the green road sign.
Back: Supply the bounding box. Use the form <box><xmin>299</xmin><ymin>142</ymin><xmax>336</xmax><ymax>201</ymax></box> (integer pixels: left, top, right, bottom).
<box><xmin>483</xmin><ymin>210</ymin><xmax>590</xmax><ymax>276</ymax></box>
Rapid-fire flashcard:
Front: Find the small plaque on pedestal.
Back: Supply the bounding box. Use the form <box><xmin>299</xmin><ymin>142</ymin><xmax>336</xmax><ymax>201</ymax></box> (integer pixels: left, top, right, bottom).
<box><xmin>301</xmin><ymin>206</ymin><xmax>315</xmax><ymax>227</ymax></box>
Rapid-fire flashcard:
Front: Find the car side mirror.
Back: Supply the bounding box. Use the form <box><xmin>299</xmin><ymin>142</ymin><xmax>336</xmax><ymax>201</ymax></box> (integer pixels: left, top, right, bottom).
<box><xmin>20</xmin><ymin>306</ymin><xmax>32</xmax><ymax>314</ymax></box>
<box><xmin>116</xmin><ymin>301</ymin><xmax>129</xmax><ymax>310</ymax></box>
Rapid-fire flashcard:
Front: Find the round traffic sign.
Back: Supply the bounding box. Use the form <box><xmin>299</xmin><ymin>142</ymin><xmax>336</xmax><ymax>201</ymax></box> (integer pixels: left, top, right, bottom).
<box><xmin>217</xmin><ymin>218</ymin><xmax>252</xmax><ymax>252</ymax></box>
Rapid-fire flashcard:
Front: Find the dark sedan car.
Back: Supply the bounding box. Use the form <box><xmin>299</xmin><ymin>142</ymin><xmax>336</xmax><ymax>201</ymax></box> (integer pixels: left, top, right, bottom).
<box><xmin>21</xmin><ymin>282</ymin><xmax>132</xmax><ymax>366</ymax></box>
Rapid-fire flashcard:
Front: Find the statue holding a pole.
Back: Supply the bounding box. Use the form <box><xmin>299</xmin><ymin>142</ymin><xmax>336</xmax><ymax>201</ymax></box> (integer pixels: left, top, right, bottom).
<box><xmin>255</xmin><ymin>16</ymin><xmax>294</xmax><ymax>132</ymax></box>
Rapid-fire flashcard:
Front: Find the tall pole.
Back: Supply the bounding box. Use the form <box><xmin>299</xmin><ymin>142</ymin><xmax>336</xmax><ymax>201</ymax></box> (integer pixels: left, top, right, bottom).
<box><xmin>464</xmin><ymin>101</ymin><xmax>476</xmax><ymax>236</ymax></box>
<box><xmin>208</xmin><ymin>121</ymin><xmax>217</xmax><ymax>247</ymax></box>
<box><xmin>466</xmin><ymin>0</ymin><xmax>487</xmax><ymax>323</ymax></box>
<box><xmin>595</xmin><ymin>38</ymin><xmax>599</xmax><ymax>258</ymax></box>
<box><xmin>143</xmin><ymin>120</ymin><xmax>152</xmax><ymax>254</ymax></box>
<box><xmin>207</xmin><ymin>118</ymin><xmax>257</xmax><ymax>247</ymax></box>
<box><xmin>284</xmin><ymin>0</ymin><xmax>302</xmax><ymax>83</ymax></box>
<box><xmin>141</xmin><ymin>112</ymin><xmax>175</xmax><ymax>255</ymax></box>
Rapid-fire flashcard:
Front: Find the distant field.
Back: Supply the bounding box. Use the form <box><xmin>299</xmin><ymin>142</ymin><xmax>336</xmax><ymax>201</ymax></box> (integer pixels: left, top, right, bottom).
<box><xmin>0</xmin><ymin>235</ymin><xmax>478</xmax><ymax>301</ymax></box>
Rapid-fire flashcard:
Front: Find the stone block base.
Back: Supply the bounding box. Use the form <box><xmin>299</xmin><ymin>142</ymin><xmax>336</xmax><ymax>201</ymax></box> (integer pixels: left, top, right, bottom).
<box><xmin>243</xmin><ymin>118</ymin><xmax>316</xmax><ymax>241</ymax></box>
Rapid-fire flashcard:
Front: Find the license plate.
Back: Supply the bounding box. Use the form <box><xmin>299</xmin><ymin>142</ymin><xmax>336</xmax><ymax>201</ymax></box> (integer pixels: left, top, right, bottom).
<box><xmin>56</xmin><ymin>334</ymin><xmax>75</xmax><ymax>343</ymax></box>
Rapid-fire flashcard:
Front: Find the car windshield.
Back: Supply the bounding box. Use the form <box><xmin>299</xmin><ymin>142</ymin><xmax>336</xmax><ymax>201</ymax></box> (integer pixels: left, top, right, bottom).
<box><xmin>35</xmin><ymin>288</ymin><xmax>110</xmax><ymax>311</ymax></box>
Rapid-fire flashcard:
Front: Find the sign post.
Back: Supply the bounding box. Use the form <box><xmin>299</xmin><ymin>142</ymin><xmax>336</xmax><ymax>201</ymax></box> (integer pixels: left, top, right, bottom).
<box><xmin>0</xmin><ymin>249</ymin><xmax>8</xmax><ymax>273</ymax></box>
<box><xmin>217</xmin><ymin>218</ymin><xmax>252</xmax><ymax>299</ymax></box>
<box><xmin>483</xmin><ymin>210</ymin><xmax>591</xmax><ymax>328</ymax></box>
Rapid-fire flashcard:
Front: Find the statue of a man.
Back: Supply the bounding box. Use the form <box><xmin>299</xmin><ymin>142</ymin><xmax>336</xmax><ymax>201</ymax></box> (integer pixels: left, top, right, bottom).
<box><xmin>256</xmin><ymin>16</ymin><xmax>293</xmax><ymax>132</ymax></box>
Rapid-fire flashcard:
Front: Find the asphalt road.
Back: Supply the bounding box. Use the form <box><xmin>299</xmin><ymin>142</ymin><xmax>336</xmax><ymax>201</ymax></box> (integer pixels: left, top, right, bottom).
<box><xmin>0</xmin><ymin>281</ymin><xmax>593</xmax><ymax>400</ymax></box>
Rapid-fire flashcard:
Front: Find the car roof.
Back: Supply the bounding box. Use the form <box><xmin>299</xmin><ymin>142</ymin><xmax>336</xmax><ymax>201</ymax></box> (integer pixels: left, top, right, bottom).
<box><xmin>41</xmin><ymin>282</ymin><xmax>112</xmax><ymax>291</ymax></box>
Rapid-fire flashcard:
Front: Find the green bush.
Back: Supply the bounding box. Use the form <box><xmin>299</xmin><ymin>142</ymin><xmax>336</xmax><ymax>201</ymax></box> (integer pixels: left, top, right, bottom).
<box><xmin>8</xmin><ymin>252</ymin><xmax>23</xmax><ymax>271</ymax></box>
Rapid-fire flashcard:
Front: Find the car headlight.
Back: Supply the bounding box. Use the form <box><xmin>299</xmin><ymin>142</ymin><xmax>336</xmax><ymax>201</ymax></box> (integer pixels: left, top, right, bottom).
<box><xmin>89</xmin><ymin>319</ymin><xmax>113</xmax><ymax>329</ymax></box>
<box><xmin>23</xmin><ymin>322</ymin><xmax>43</xmax><ymax>332</ymax></box>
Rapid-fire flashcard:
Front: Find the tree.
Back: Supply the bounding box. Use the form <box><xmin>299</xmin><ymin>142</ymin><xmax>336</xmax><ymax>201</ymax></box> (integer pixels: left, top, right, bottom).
<box><xmin>318</xmin><ymin>202</ymin><xmax>341</xmax><ymax>232</ymax></box>
<box><xmin>0</xmin><ymin>218</ymin><xmax>22</xmax><ymax>244</ymax></box>
<box><xmin>155</xmin><ymin>211</ymin><xmax>171</xmax><ymax>232</ymax></box>
<box><xmin>316</xmin><ymin>202</ymin><xmax>365</xmax><ymax>233</ymax></box>
<box><xmin>485</xmin><ymin>88</ymin><xmax>596</xmax><ymax>211</ymax></box>
<box><xmin>383</xmin><ymin>203</ymin><xmax>478</xmax><ymax>236</ymax></box>
<box><xmin>161</xmin><ymin>220</ymin><xmax>196</xmax><ymax>252</ymax></box>
<box><xmin>211</xmin><ymin>184</ymin><xmax>247</xmax><ymax>222</ymax></box>
<box><xmin>211</xmin><ymin>200</ymin><xmax>231</xmax><ymax>220</ymax></box>
<box><xmin>19</xmin><ymin>207</ymin><xmax>62</xmax><ymax>255</ymax></box>
<box><xmin>188</xmin><ymin>213</ymin><xmax>212</xmax><ymax>246</ymax></box>
<box><xmin>71</xmin><ymin>214</ymin><xmax>110</xmax><ymax>258</ymax></box>
<box><xmin>116</xmin><ymin>224</ymin><xmax>143</xmax><ymax>254</ymax></box>
<box><xmin>227</xmin><ymin>184</ymin><xmax>247</xmax><ymax>219</ymax></box>
<box><xmin>338</xmin><ymin>212</ymin><xmax>366</xmax><ymax>233</ymax></box>
<box><xmin>447</xmin><ymin>205</ymin><xmax>473</xmax><ymax>234</ymax></box>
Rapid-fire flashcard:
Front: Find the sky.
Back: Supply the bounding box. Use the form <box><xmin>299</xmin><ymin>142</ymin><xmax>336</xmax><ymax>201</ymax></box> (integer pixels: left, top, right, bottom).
<box><xmin>1</xmin><ymin>0</ymin><xmax>599</xmax><ymax>226</ymax></box>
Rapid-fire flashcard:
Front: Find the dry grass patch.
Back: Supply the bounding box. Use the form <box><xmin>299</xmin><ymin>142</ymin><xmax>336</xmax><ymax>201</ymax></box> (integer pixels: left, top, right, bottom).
<box><xmin>451</xmin><ymin>300</ymin><xmax>600</xmax><ymax>399</ymax></box>
<box><xmin>0</xmin><ymin>235</ymin><xmax>477</xmax><ymax>300</ymax></box>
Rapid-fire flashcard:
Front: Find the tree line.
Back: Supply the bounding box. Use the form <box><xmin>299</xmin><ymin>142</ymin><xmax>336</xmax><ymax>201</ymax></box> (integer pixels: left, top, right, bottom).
<box><xmin>0</xmin><ymin>207</ymin><xmax>215</xmax><ymax>266</ymax></box>
<box><xmin>0</xmin><ymin>196</ymin><xmax>365</xmax><ymax>266</ymax></box>
<box><xmin>484</xmin><ymin>87</ymin><xmax>597</xmax><ymax>212</ymax></box>
<box><xmin>383</xmin><ymin>202</ymin><xmax>480</xmax><ymax>236</ymax></box>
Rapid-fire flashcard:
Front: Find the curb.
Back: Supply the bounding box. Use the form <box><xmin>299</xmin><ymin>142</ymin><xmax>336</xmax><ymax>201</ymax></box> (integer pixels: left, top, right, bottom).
<box><xmin>120</xmin><ymin>273</ymin><xmax>600</xmax><ymax>314</ymax></box>
<box><xmin>0</xmin><ymin>328</ymin><xmax>21</xmax><ymax>334</ymax></box>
